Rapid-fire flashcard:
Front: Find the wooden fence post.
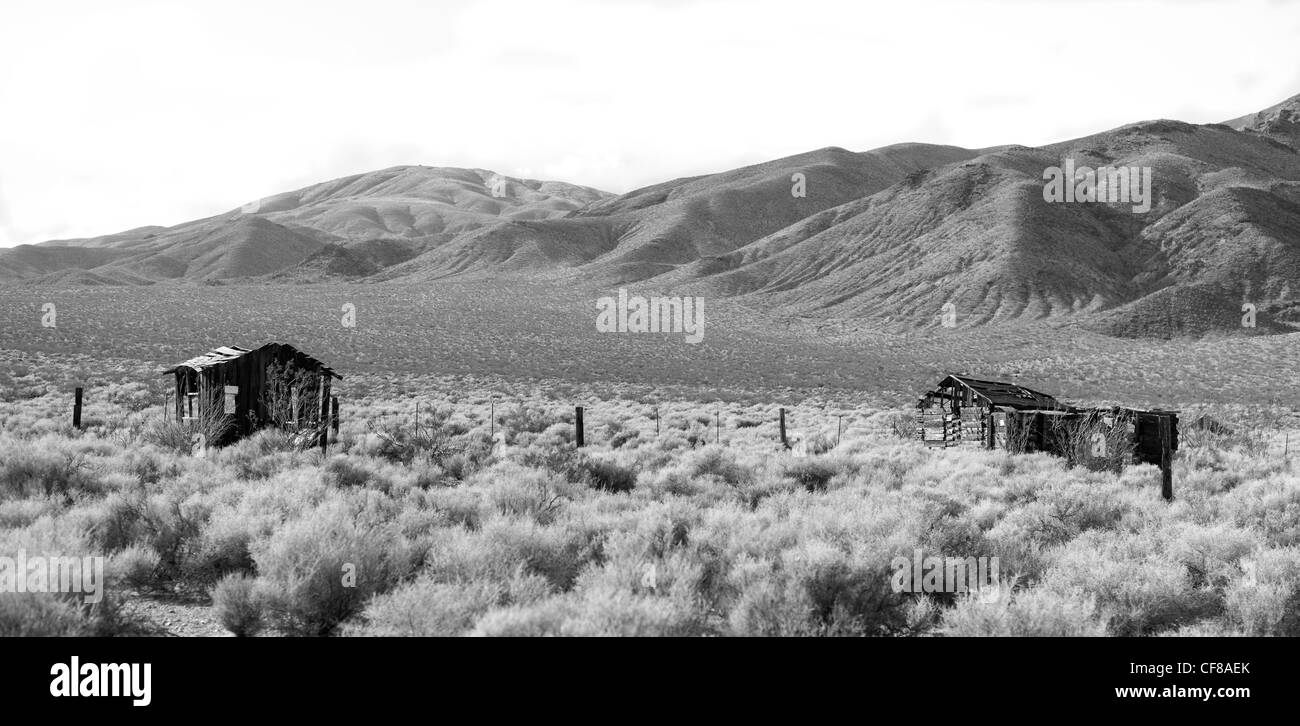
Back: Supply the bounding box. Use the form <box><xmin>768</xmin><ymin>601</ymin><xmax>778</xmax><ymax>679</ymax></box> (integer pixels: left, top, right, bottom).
<box><xmin>837</xmin><ymin>415</ymin><xmax>844</xmax><ymax>447</ymax></box>
<box><xmin>73</xmin><ymin>387</ymin><xmax>83</xmax><ymax>429</ymax></box>
<box><xmin>715</xmin><ymin>410</ymin><xmax>720</xmax><ymax>444</ymax></box>
<box><xmin>318</xmin><ymin>374</ymin><xmax>329</xmax><ymax>452</ymax></box>
<box><xmin>575</xmin><ymin>406</ymin><xmax>585</xmax><ymax>447</ymax></box>
<box><xmin>490</xmin><ymin>399</ymin><xmax>496</xmax><ymax>439</ymax></box>
<box><xmin>1159</xmin><ymin>415</ymin><xmax>1174</xmax><ymax>501</ymax></box>
<box><xmin>331</xmin><ymin>396</ymin><xmax>339</xmax><ymax>434</ymax></box>
<box><xmin>779</xmin><ymin>408</ymin><xmax>789</xmax><ymax>449</ymax></box>
<box><xmin>654</xmin><ymin>407</ymin><xmax>659</xmax><ymax>437</ymax></box>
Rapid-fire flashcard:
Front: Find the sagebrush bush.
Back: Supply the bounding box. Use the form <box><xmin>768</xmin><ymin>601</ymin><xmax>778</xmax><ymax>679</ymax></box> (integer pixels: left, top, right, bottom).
<box><xmin>688</xmin><ymin>446</ymin><xmax>753</xmax><ymax>487</ymax></box>
<box><xmin>1222</xmin><ymin>480</ymin><xmax>1300</xmax><ymax>547</ymax></box>
<box><xmin>0</xmin><ymin>593</ymin><xmax>128</xmax><ymax>636</ymax></box>
<box><xmin>1221</xmin><ymin>545</ymin><xmax>1300</xmax><ymax>636</ymax></box>
<box><xmin>783</xmin><ymin>459</ymin><xmax>840</xmax><ymax>492</ymax></box>
<box><xmin>181</xmin><ymin>513</ymin><xmax>256</xmax><ymax>587</ymax></box>
<box><xmin>941</xmin><ymin>588</ymin><xmax>1106</xmax><ymax>636</ymax></box>
<box><xmin>0</xmin><ymin>497</ymin><xmax>61</xmax><ymax>529</ymax></box>
<box><xmin>645</xmin><ymin>466</ymin><xmax>699</xmax><ymax>498</ymax></box>
<box><xmin>421</xmin><ymin>517</ymin><xmax>602</xmax><ymax>592</ymax></box>
<box><xmin>577</xmin><ymin>456</ymin><xmax>636</xmax><ymax>493</ymax></box>
<box><xmin>139</xmin><ymin>495</ymin><xmax>209</xmax><ymax>583</ymax></box>
<box><xmin>346</xmin><ymin>580</ymin><xmax>503</xmax><ymax>636</ymax></box>
<box><xmin>0</xmin><ymin>445</ymin><xmax>99</xmax><ymax>501</ymax></box>
<box><xmin>322</xmin><ymin>456</ymin><xmax>376</xmax><ymax>489</ymax></box>
<box><xmin>111</xmin><ymin>544</ymin><xmax>161</xmax><ymax>591</ymax></box>
<box><xmin>141</xmin><ymin>420</ymin><xmax>196</xmax><ymax>455</ymax></box>
<box><xmin>472</xmin><ymin>586</ymin><xmax>708</xmax><ymax>637</ymax></box>
<box><xmin>1224</xmin><ymin>581</ymin><xmax>1299</xmax><ymax>636</ymax></box>
<box><xmin>482</xmin><ymin>466</ymin><xmax>566</xmax><ymax>523</ymax></box>
<box><xmin>216</xmin><ymin>430</ymin><xmax>311</xmax><ymax>480</ymax></box>
<box><xmin>423</xmin><ymin>487</ymin><xmax>487</xmax><ymax>530</ymax></box>
<box><xmin>368</xmin><ymin>421</ymin><xmax>456</xmax><ymax>466</ymax></box>
<box><xmin>1168</xmin><ymin>523</ymin><xmax>1258</xmax><ymax>589</ymax></box>
<box><xmin>0</xmin><ymin>517</ymin><xmax>132</xmax><ymax>635</ymax></box>
<box><xmin>498</xmin><ymin>405</ymin><xmax>558</xmax><ymax>445</ymax></box>
<box><xmin>212</xmin><ymin>573</ymin><xmax>265</xmax><ymax>637</ymax></box>
<box><xmin>727</xmin><ymin>544</ymin><xmax>909</xmax><ymax>636</ymax></box>
<box><xmin>1043</xmin><ymin>531</ymin><xmax>1223</xmax><ymax>636</ymax></box>
<box><xmin>252</xmin><ymin>497</ymin><xmax>424</xmax><ymax>635</ymax></box>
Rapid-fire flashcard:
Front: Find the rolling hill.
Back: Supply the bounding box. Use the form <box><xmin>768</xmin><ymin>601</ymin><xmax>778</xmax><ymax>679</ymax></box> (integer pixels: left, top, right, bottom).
<box><xmin>0</xmin><ymin>166</ymin><xmax>612</xmax><ymax>284</ymax></box>
<box><xmin>377</xmin><ymin>143</ymin><xmax>983</xmax><ymax>284</ymax></box>
<box><xmin>661</xmin><ymin>108</ymin><xmax>1300</xmax><ymax>335</ymax></box>
<box><xmin>3</xmin><ymin>93</ymin><xmax>1300</xmax><ymax>338</ymax></box>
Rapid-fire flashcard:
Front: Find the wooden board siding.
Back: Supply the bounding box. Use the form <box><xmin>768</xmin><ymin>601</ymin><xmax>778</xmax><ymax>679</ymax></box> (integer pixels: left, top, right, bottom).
<box><xmin>1132</xmin><ymin>411</ymin><xmax>1178</xmax><ymax>466</ymax></box>
<box><xmin>918</xmin><ymin>396</ymin><xmax>953</xmax><ymax>446</ymax></box>
<box><xmin>919</xmin><ymin>412</ymin><xmax>949</xmax><ymax>444</ymax></box>
<box><xmin>958</xmin><ymin>408</ymin><xmax>985</xmax><ymax>447</ymax></box>
<box><xmin>919</xmin><ymin>404</ymin><xmax>987</xmax><ymax>448</ymax></box>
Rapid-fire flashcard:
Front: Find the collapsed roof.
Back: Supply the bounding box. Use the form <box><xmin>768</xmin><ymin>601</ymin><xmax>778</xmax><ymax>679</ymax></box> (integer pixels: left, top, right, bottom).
<box><xmin>926</xmin><ymin>374</ymin><xmax>1072</xmax><ymax>411</ymax></box>
<box><xmin>161</xmin><ymin>343</ymin><xmax>342</xmax><ymax>379</ymax></box>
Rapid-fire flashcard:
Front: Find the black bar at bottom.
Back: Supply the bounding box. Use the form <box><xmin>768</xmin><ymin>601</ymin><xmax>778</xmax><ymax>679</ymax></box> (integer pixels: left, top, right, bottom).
<box><xmin>0</xmin><ymin>636</ymin><xmax>1284</xmax><ymax>716</ymax></box>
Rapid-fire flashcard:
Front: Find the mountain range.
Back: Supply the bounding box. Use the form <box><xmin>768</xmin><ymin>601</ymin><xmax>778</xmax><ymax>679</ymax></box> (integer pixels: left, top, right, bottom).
<box><xmin>5</xmin><ymin>93</ymin><xmax>1300</xmax><ymax>337</ymax></box>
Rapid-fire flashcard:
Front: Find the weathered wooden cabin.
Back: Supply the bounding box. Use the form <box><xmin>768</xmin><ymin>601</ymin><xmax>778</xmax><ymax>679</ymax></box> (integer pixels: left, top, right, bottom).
<box><xmin>917</xmin><ymin>375</ymin><xmax>1073</xmax><ymax>449</ymax></box>
<box><xmin>916</xmin><ymin>374</ymin><xmax>1178</xmax><ymax>473</ymax></box>
<box><xmin>162</xmin><ymin>343</ymin><xmax>341</xmax><ymax>445</ymax></box>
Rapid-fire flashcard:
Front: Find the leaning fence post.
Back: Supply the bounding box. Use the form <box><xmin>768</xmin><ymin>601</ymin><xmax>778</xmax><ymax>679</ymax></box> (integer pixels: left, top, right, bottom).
<box><xmin>73</xmin><ymin>387</ymin><xmax>83</xmax><ymax>429</ymax></box>
<box><xmin>331</xmin><ymin>396</ymin><xmax>340</xmax><ymax>435</ymax></box>
<box><xmin>779</xmin><ymin>407</ymin><xmax>789</xmax><ymax>449</ymax></box>
<box><xmin>575</xmin><ymin>406</ymin><xmax>585</xmax><ymax>447</ymax></box>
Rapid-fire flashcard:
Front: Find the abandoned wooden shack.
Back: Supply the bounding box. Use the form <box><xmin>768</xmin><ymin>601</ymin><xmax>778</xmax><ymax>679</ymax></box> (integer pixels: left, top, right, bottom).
<box><xmin>916</xmin><ymin>375</ymin><xmax>1178</xmax><ymax>484</ymax></box>
<box><xmin>162</xmin><ymin>343</ymin><xmax>342</xmax><ymax>445</ymax></box>
<box><xmin>918</xmin><ymin>375</ymin><xmax>1072</xmax><ymax>449</ymax></box>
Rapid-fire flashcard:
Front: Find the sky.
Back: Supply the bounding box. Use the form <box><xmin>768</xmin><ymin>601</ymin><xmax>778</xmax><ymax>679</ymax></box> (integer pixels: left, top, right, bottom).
<box><xmin>1</xmin><ymin>0</ymin><xmax>1298</xmax><ymax>247</ymax></box>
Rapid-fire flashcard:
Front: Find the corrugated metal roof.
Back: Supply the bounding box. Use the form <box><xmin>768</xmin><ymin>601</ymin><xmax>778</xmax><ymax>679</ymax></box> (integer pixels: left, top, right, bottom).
<box><xmin>162</xmin><ymin>343</ymin><xmax>341</xmax><ymax>378</ymax></box>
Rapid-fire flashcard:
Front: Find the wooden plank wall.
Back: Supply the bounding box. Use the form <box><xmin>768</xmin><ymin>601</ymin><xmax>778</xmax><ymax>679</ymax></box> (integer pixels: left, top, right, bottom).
<box><xmin>958</xmin><ymin>408</ymin><xmax>985</xmax><ymax>447</ymax></box>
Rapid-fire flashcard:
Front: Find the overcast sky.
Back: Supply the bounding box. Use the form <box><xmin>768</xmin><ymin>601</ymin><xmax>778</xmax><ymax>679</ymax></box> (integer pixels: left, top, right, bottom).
<box><xmin>1</xmin><ymin>0</ymin><xmax>1298</xmax><ymax>247</ymax></box>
